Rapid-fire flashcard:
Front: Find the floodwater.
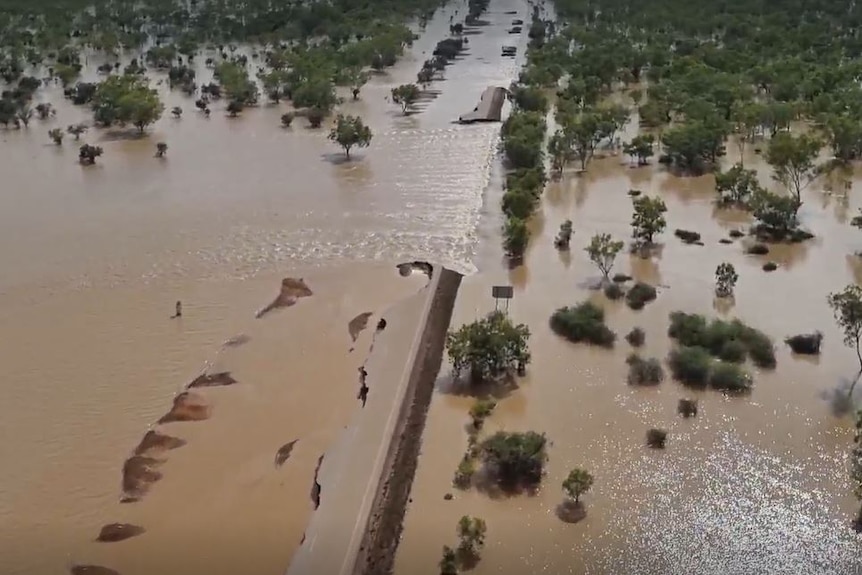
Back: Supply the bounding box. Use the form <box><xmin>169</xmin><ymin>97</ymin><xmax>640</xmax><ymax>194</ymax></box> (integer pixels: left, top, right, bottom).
<box><xmin>394</xmin><ymin>11</ymin><xmax>862</xmax><ymax>575</ymax></box>
<box><xmin>0</xmin><ymin>0</ymin><xmax>523</xmax><ymax>573</ymax></box>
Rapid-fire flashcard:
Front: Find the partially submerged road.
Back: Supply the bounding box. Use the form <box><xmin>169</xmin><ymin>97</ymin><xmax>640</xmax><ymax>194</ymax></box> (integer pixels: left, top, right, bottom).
<box><xmin>285</xmin><ymin>265</ymin><xmax>461</xmax><ymax>575</ymax></box>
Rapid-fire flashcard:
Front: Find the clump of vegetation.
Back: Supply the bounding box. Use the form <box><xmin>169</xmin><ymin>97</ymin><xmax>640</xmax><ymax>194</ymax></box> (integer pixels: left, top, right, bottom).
<box><xmin>851</xmin><ymin>411</ymin><xmax>862</xmax><ymax>530</ymax></box>
<box><xmin>625</xmin><ymin>327</ymin><xmax>645</xmax><ymax>347</ymax></box>
<box><xmin>453</xmin><ymin>455</ymin><xmax>476</xmax><ymax>489</ymax></box>
<box><xmin>456</xmin><ymin>516</ymin><xmax>487</xmax><ymax>566</ymax></box>
<box><xmin>440</xmin><ymin>546</ymin><xmax>458</xmax><ymax>575</ymax></box>
<box><xmin>562</xmin><ymin>468</ymin><xmax>594</xmax><ymax>504</ymax></box>
<box><xmin>479</xmin><ymin>431</ymin><xmax>547</xmax><ymax>490</ymax></box>
<box><xmin>613</xmin><ymin>273</ymin><xmax>632</xmax><ymax>283</ymax></box>
<box><xmin>678</xmin><ymin>398</ymin><xmax>698</xmax><ymax>418</ymax></box>
<box><xmin>328</xmin><ymin>114</ymin><xmax>372</xmax><ymax>159</ymax></box>
<box><xmin>469</xmin><ymin>399</ymin><xmax>497</xmax><ymax>429</ymax></box>
<box><xmin>78</xmin><ymin>144</ymin><xmax>103</xmax><ymax>165</ymax></box>
<box><xmin>392</xmin><ymin>84</ymin><xmax>420</xmax><ymax>115</ymax></box>
<box><xmin>667</xmin><ymin>312</ymin><xmax>776</xmax><ymax>368</ymax></box>
<box><xmin>785</xmin><ymin>332</ymin><xmax>823</xmax><ymax>355</ymax></box>
<box><xmin>446</xmin><ymin>311</ymin><xmax>530</xmax><ymax>383</ymax></box>
<box><xmin>554</xmin><ymin>220</ymin><xmax>573</xmax><ymax>250</ymax></box>
<box><xmin>626</xmin><ymin>353</ymin><xmax>664</xmax><ymax>386</ymax></box>
<box><xmin>155</xmin><ymin>142</ymin><xmax>168</xmax><ymax>158</ymax></box>
<box><xmin>646</xmin><ymin>428</ymin><xmax>668</xmax><ymax>449</ymax></box>
<box><xmin>603</xmin><ymin>282</ymin><xmax>624</xmax><ymax>300</ymax></box>
<box><xmin>48</xmin><ymin>128</ymin><xmax>64</xmax><ymax>145</ymax></box>
<box><xmin>625</xmin><ymin>282</ymin><xmax>657</xmax><ymax>310</ymax></box>
<box><xmin>746</xmin><ymin>243</ymin><xmax>770</xmax><ymax>255</ymax></box>
<box><xmin>674</xmin><ymin>229</ymin><xmax>701</xmax><ymax>244</ymax></box>
<box><xmin>763</xmin><ymin>262</ymin><xmax>778</xmax><ymax>272</ymax></box>
<box><xmin>550</xmin><ymin>301</ymin><xmax>616</xmax><ymax>348</ymax></box>
<box><xmin>623</xmin><ymin>134</ymin><xmax>655</xmax><ymax>166</ymax></box>
<box><xmin>715</xmin><ymin>263</ymin><xmax>738</xmax><ymax>298</ymax></box>
<box><xmin>280</xmin><ymin>113</ymin><xmax>295</xmax><ymax>128</ymax></box>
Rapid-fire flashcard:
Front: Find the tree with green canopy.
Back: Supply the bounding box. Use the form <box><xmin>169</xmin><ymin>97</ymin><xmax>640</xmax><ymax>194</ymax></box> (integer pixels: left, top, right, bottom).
<box><xmin>446</xmin><ymin>311</ymin><xmax>530</xmax><ymax>383</ymax></box>
<box><xmin>328</xmin><ymin>114</ymin><xmax>372</xmax><ymax>159</ymax></box>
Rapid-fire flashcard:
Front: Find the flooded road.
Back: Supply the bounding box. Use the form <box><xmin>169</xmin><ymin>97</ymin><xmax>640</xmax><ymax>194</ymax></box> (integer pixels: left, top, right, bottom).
<box><xmin>0</xmin><ymin>1</ymin><xmax>525</xmax><ymax>573</ymax></box>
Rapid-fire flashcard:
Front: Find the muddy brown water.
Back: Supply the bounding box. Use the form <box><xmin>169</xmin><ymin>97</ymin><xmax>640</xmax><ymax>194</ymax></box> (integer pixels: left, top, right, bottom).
<box><xmin>2</xmin><ymin>0</ymin><xmax>860</xmax><ymax>574</ymax></box>
<box><xmin>393</xmin><ymin>6</ymin><xmax>862</xmax><ymax>574</ymax></box>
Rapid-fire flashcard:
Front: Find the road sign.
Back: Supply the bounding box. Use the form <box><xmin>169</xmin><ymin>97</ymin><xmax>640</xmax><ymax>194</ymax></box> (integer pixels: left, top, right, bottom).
<box><xmin>492</xmin><ymin>285</ymin><xmax>514</xmax><ymax>313</ymax></box>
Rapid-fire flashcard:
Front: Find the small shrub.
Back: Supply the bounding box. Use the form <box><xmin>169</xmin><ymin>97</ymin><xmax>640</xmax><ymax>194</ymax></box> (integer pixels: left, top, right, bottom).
<box><xmin>625</xmin><ymin>327</ymin><xmax>645</xmax><ymax>347</ymax></box>
<box><xmin>646</xmin><ymin>428</ymin><xmax>667</xmax><ymax>448</ymax></box>
<box><xmin>626</xmin><ymin>354</ymin><xmax>664</xmax><ymax>386</ymax></box>
<box><xmin>744</xmin><ymin>333</ymin><xmax>776</xmax><ymax>368</ymax></box>
<box><xmin>453</xmin><ymin>455</ymin><xmax>475</xmax><ymax>489</ymax></box>
<box><xmin>746</xmin><ymin>243</ymin><xmax>770</xmax><ymax>255</ymax></box>
<box><xmin>763</xmin><ymin>261</ymin><xmax>778</xmax><ymax>272</ymax></box>
<box><xmin>709</xmin><ymin>362</ymin><xmax>752</xmax><ymax>392</ymax></box>
<box><xmin>550</xmin><ymin>302</ymin><xmax>616</xmax><ymax>347</ymax></box>
<box><xmin>604</xmin><ymin>282</ymin><xmax>624</xmax><ymax>300</ymax></box>
<box><xmin>626</xmin><ymin>282</ymin><xmax>657</xmax><ymax>310</ymax></box>
<box><xmin>479</xmin><ymin>431</ymin><xmax>548</xmax><ymax>489</ymax></box>
<box><xmin>469</xmin><ymin>399</ymin><xmax>497</xmax><ymax>429</ymax></box>
<box><xmin>667</xmin><ymin>346</ymin><xmax>712</xmax><ymax>387</ymax></box>
<box><xmin>280</xmin><ymin>112</ymin><xmax>294</xmax><ymax>127</ymax></box>
<box><xmin>719</xmin><ymin>238</ymin><xmax>733</xmax><ymax>244</ymax></box>
<box><xmin>612</xmin><ymin>273</ymin><xmax>632</xmax><ymax>283</ymax></box>
<box><xmin>674</xmin><ymin>229</ymin><xmax>701</xmax><ymax>244</ymax></box>
<box><xmin>729</xmin><ymin>230</ymin><xmax>744</xmax><ymax>238</ymax></box>
<box><xmin>677</xmin><ymin>398</ymin><xmax>698</xmax><ymax>417</ymax></box>
<box><xmin>785</xmin><ymin>332</ymin><xmax>823</xmax><ymax>355</ymax></box>
<box><xmin>667</xmin><ymin>312</ymin><xmax>775</xmax><ymax>368</ymax></box>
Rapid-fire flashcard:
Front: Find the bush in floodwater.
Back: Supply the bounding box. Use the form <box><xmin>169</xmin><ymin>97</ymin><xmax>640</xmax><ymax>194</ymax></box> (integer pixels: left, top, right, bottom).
<box><xmin>708</xmin><ymin>362</ymin><xmax>752</xmax><ymax>392</ymax></box>
<box><xmin>674</xmin><ymin>229</ymin><xmax>701</xmax><ymax>244</ymax></box>
<box><xmin>453</xmin><ymin>454</ymin><xmax>476</xmax><ymax>489</ymax></box>
<box><xmin>479</xmin><ymin>430</ymin><xmax>547</xmax><ymax>489</ymax></box>
<box><xmin>717</xmin><ymin>339</ymin><xmax>747</xmax><ymax>363</ymax></box>
<box><xmin>763</xmin><ymin>261</ymin><xmax>778</xmax><ymax>272</ymax></box>
<box><xmin>613</xmin><ymin>273</ymin><xmax>632</xmax><ymax>283</ymax></box>
<box><xmin>625</xmin><ymin>327</ymin><xmax>645</xmax><ymax>347</ymax></box>
<box><xmin>746</xmin><ymin>242</ymin><xmax>770</xmax><ymax>255</ymax></box>
<box><xmin>440</xmin><ymin>546</ymin><xmax>458</xmax><ymax>575</ymax></box>
<box><xmin>667</xmin><ymin>346</ymin><xmax>712</xmax><ymax>387</ymax></box>
<box><xmin>625</xmin><ymin>282</ymin><xmax>657</xmax><ymax>310</ymax></box>
<box><xmin>646</xmin><ymin>428</ymin><xmax>667</xmax><ymax>448</ymax></box>
<box><xmin>626</xmin><ymin>353</ymin><xmax>664</xmax><ymax>386</ymax></box>
<box><xmin>785</xmin><ymin>332</ymin><xmax>823</xmax><ymax>355</ymax></box>
<box><xmin>677</xmin><ymin>398</ymin><xmax>698</xmax><ymax>417</ymax></box>
<box><xmin>550</xmin><ymin>302</ymin><xmax>616</xmax><ymax>348</ymax></box>
<box><xmin>469</xmin><ymin>399</ymin><xmax>497</xmax><ymax>429</ymax></box>
<box><xmin>604</xmin><ymin>282</ymin><xmax>624</xmax><ymax>300</ymax></box>
<box><xmin>667</xmin><ymin>312</ymin><xmax>775</xmax><ymax>368</ymax></box>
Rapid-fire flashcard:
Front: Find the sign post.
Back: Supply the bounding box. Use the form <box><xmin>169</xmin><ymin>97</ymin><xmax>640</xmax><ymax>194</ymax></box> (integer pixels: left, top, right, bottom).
<box><xmin>491</xmin><ymin>285</ymin><xmax>514</xmax><ymax>314</ymax></box>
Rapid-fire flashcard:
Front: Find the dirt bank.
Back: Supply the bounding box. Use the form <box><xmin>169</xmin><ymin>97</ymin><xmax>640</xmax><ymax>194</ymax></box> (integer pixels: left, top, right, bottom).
<box><xmin>351</xmin><ymin>267</ymin><xmax>463</xmax><ymax>575</ymax></box>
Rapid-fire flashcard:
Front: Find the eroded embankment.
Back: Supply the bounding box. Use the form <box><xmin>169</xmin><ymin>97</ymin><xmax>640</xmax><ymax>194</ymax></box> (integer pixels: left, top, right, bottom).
<box><xmin>351</xmin><ymin>267</ymin><xmax>462</xmax><ymax>575</ymax></box>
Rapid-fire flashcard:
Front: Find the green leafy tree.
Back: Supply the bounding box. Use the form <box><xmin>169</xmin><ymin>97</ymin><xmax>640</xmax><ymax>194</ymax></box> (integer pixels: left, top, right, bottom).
<box><xmin>439</xmin><ymin>546</ymin><xmax>458</xmax><ymax>575</ymax></box>
<box><xmin>766</xmin><ymin>132</ymin><xmax>822</xmax><ymax>213</ymax></box>
<box><xmin>715</xmin><ymin>262</ymin><xmax>738</xmax><ymax>298</ymax></box>
<box><xmin>662</xmin><ymin>120</ymin><xmax>727</xmax><ymax>173</ymax></box>
<box><xmin>469</xmin><ymin>399</ymin><xmax>497</xmax><ymax>429</ymax></box>
<box><xmin>585</xmin><ymin>233</ymin><xmax>624</xmax><ymax>282</ymax></box>
<box><xmin>562</xmin><ymin>112</ymin><xmax>602</xmax><ymax>170</ymax></box>
<box><xmin>730</xmin><ymin>101</ymin><xmax>764</xmax><ymax>163</ymax></box>
<box><xmin>456</xmin><ymin>516</ymin><xmax>487</xmax><ymax>558</ymax></box>
<box><xmin>820</xmin><ymin>114</ymin><xmax>862</xmax><ymax>162</ymax></box>
<box><xmin>292</xmin><ymin>77</ymin><xmax>336</xmax><ymax>111</ymax></box>
<box><xmin>48</xmin><ymin>127</ymin><xmax>63</xmax><ymax>144</ymax></box>
<box><xmin>562</xmin><ymin>468</ymin><xmax>594</xmax><ymax>503</ymax></box>
<box><xmin>91</xmin><ymin>75</ymin><xmax>164</xmax><ymax>131</ymax></box>
<box><xmin>751</xmin><ymin>188</ymin><xmax>799</xmax><ymax>236</ymax></box>
<box><xmin>328</xmin><ymin>114</ymin><xmax>372</xmax><ymax>159</ymax></box>
<box><xmin>714</xmin><ymin>163</ymin><xmax>764</xmax><ymax>207</ymax></box>
<box><xmin>548</xmin><ymin>129</ymin><xmax>572</xmax><ymax>176</ymax></box>
<box><xmin>391</xmin><ymin>84</ymin><xmax>420</xmax><ymax>114</ymax></box>
<box><xmin>215</xmin><ymin>61</ymin><xmax>259</xmax><ymax>105</ymax></box>
<box><xmin>479</xmin><ymin>430</ymin><xmax>547</xmax><ymax>487</ymax></box>
<box><xmin>446</xmin><ymin>311</ymin><xmax>530</xmax><ymax>383</ymax></box>
<box><xmin>827</xmin><ymin>285</ymin><xmax>862</xmax><ymax>390</ymax></box>
<box><xmin>623</xmin><ymin>134</ymin><xmax>655</xmax><ymax>166</ymax></box>
<box><xmin>631</xmin><ymin>195</ymin><xmax>667</xmax><ymax>245</ymax></box>
<box><xmin>503</xmin><ymin>217</ymin><xmax>530</xmax><ymax>258</ymax></box>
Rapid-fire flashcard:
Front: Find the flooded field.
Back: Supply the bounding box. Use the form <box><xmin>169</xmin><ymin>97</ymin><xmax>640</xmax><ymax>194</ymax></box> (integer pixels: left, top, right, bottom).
<box><xmin>0</xmin><ymin>1</ymin><xmax>527</xmax><ymax>574</ymax></box>
<box><xmin>394</xmin><ymin>52</ymin><xmax>862</xmax><ymax>575</ymax></box>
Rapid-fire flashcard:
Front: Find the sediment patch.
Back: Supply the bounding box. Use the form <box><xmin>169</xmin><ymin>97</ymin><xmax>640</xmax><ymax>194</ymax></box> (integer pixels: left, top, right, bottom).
<box><xmin>157</xmin><ymin>391</ymin><xmax>210</xmax><ymax>424</ymax></box>
<box><xmin>275</xmin><ymin>439</ymin><xmax>299</xmax><ymax>468</ymax></box>
<box><xmin>71</xmin><ymin>566</ymin><xmax>121</xmax><ymax>575</ymax></box>
<box><xmin>121</xmin><ymin>455</ymin><xmax>163</xmax><ymax>501</ymax></box>
<box><xmin>188</xmin><ymin>371</ymin><xmax>238</xmax><ymax>388</ymax></box>
<box><xmin>133</xmin><ymin>430</ymin><xmax>186</xmax><ymax>456</ymax></box>
<box><xmin>96</xmin><ymin>523</ymin><xmax>145</xmax><ymax>542</ymax></box>
<box><xmin>351</xmin><ymin>267</ymin><xmax>462</xmax><ymax>575</ymax></box>
<box><xmin>349</xmin><ymin>312</ymin><xmax>374</xmax><ymax>342</ymax></box>
<box><xmin>256</xmin><ymin>277</ymin><xmax>313</xmax><ymax>318</ymax></box>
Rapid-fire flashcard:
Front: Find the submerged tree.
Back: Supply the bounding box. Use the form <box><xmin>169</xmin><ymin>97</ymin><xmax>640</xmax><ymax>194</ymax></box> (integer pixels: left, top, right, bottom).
<box><xmin>827</xmin><ymin>285</ymin><xmax>862</xmax><ymax>393</ymax></box>
<box><xmin>48</xmin><ymin>128</ymin><xmax>63</xmax><ymax>145</ymax></box>
<box><xmin>456</xmin><ymin>516</ymin><xmax>487</xmax><ymax>559</ymax></box>
<box><xmin>78</xmin><ymin>144</ymin><xmax>103</xmax><ymax>165</ymax></box>
<box><xmin>446</xmin><ymin>311</ymin><xmax>530</xmax><ymax>383</ymax></box>
<box><xmin>155</xmin><ymin>142</ymin><xmax>168</xmax><ymax>157</ymax></box>
<box><xmin>631</xmin><ymin>195</ymin><xmax>667</xmax><ymax>245</ymax></box>
<box><xmin>439</xmin><ymin>546</ymin><xmax>458</xmax><ymax>575</ymax></box>
<box><xmin>562</xmin><ymin>468</ymin><xmax>594</xmax><ymax>504</ymax></box>
<box><xmin>766</xmin><ymin>132</ymin><xmax>822</xmax><ymax>214</ymax></box>
<box><xmin>715</xmin><ymin>262</ymin><xmax>738</xmax><ymax>298</ymax></box>
<box><xmin>585</xmin><ymin>233</ymin><xmax>624</xmax><ymax>282</ymax></box>
<box><xmin>328</xmin><ymin>114</ymin><xmax>372</xmax><ymax>159</ymax></box>
<box><xmin>714</xmin><ymin>163</ymin><xmax>763</xmax><ymax>207</ymax></box>
<box><xmin>67</xmin><ymin>123</ymin><xmax>87</xmax><ymax>140</ymax></box>
<box><xmin>623</xmin><ymin>134</ymin><xmax>655</xmax><ymax>166</ymax></box>
<box><xmin>391</xmin><ymin>83</ymin><xmax>420</xmax><ymax>115</ymax></box>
